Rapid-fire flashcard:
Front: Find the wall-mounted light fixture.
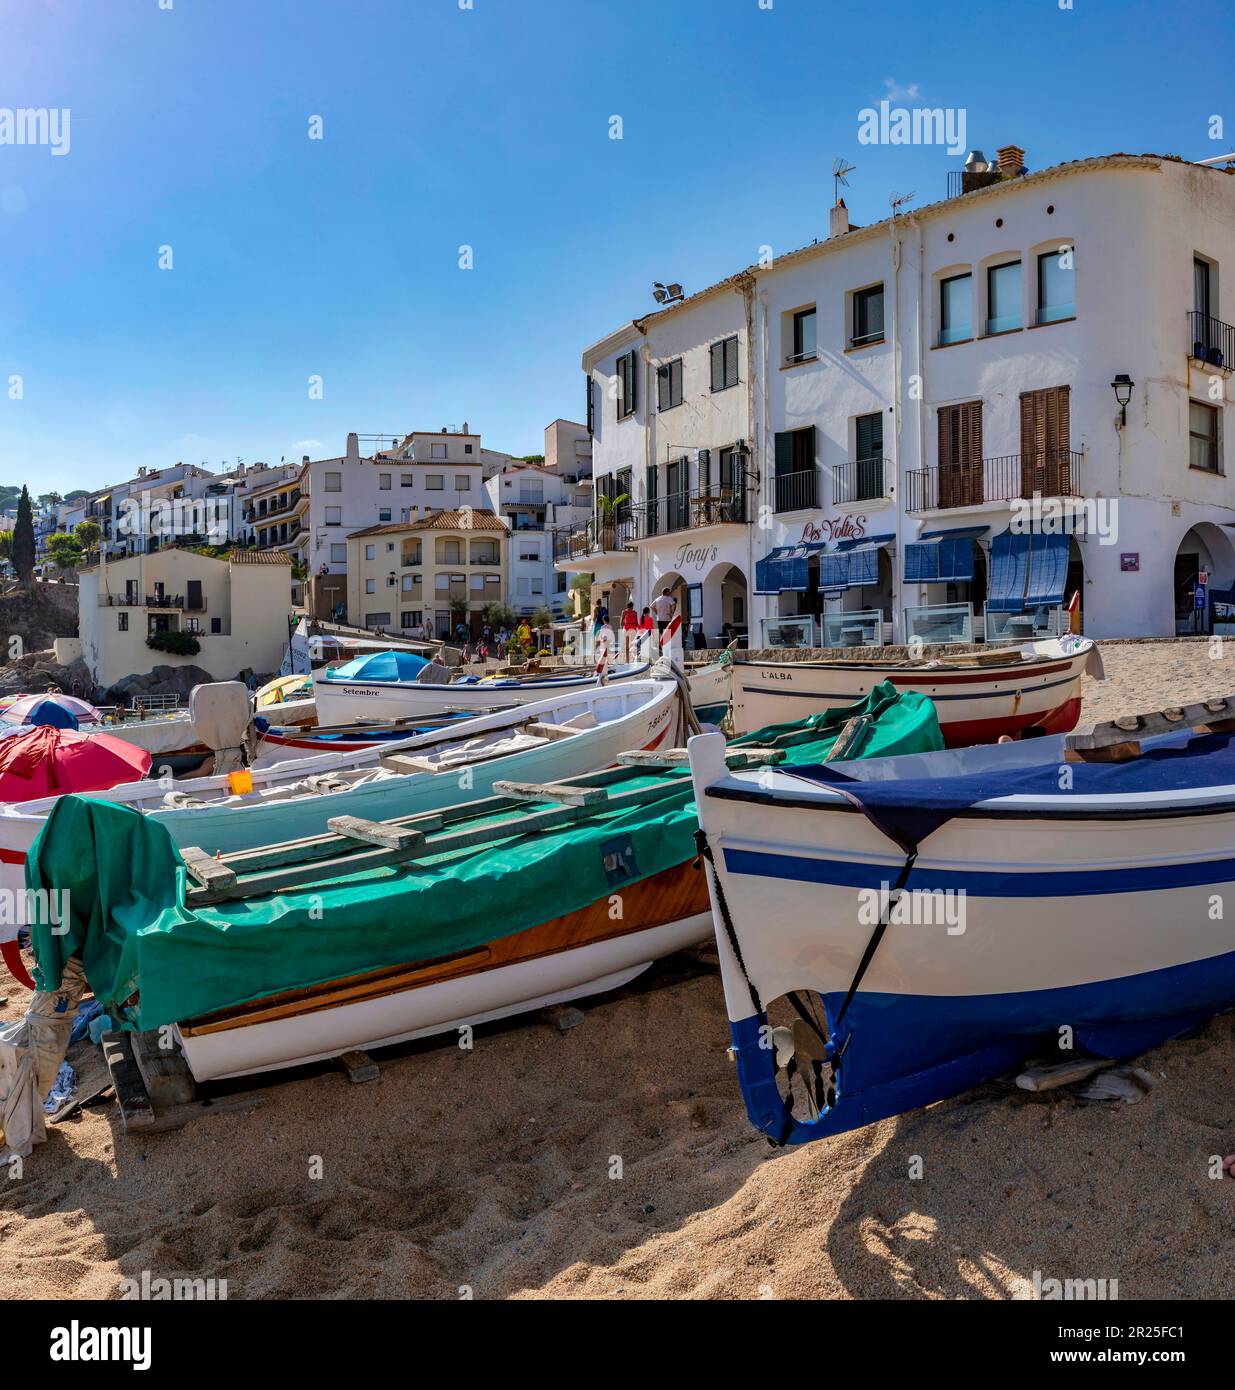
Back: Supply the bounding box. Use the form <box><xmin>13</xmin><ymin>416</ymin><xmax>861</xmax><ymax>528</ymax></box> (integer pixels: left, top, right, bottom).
<box><xmin>1111</xmin><ymin>374</ymin><xmax>1135</xmax><ymax>427</ymax></box>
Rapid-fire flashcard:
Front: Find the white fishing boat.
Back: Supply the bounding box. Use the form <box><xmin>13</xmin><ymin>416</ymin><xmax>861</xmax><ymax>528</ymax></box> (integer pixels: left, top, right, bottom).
<box><xmin>0</xmin><ymin>677</ymin><xmax>684</xmax><ymax>989</ymax></box>
<box><xmin>688</xmin><ymin>696</ymin><xmax>1235</xmax><ymax>1146</ymax></box>
<box><xmin>313</xmin><ymin>648</ymin><xmax>654</xmax><ymax>724</ymax></box>
<box><xmin>731</xmin><ymin>634</ymin><xmax>1102</xmax><ymax>745</ymax></box>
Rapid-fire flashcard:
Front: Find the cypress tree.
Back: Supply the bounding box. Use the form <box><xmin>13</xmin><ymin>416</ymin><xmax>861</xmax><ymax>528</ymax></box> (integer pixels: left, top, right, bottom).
<box><xmin>12</xmin><ymin>485</ymin><xmax>36</xmax><ymax>587</ymax></box>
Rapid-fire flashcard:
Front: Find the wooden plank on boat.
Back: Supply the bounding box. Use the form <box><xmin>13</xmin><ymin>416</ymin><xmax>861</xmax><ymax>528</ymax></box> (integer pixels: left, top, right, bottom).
<box><xmin>491</xmin><ymin>779</ymin><xmax>609</xmax><ymax>807</ymax></box>
<box><xmin>617</xmin><ymin>748</ymin><xmax>690</xmax><ymax>767</ymax></box>
<box><xmin>824</xmin><ymin>714</ymin><xmax>872</xmax><ymax>763</ymax></box>
<box><xmin>185</xmin><ymin>776</ymin><xmax>689</xmax><ymax>906</ymax></box>
<box><xmin>131</xmin><ymin>1029</ymin><xmax>197</xmax><ymax>1109</ymax></box>
<box><xmin>180</xmin><ymin>846</ymin><xmax>238</xmax><ymax>895</ymax></box>
<box><xmin>327</xmin><ymin>815</ymin><xmax>426</xmax><ymax>850</ymax></box>
<box><xmin>1066</xmin><ymin>694</ymin><xmax>1235</xmax><ymax>757</ymax></box>
<box><xmin>617</xmin><ymin>746</ymin><xmax>784</xmax><ymax>770</ymax></box>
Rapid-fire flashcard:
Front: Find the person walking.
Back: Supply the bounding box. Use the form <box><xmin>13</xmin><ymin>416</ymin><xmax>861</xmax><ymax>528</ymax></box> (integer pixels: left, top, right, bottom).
<box><xmin>639</xmin><ymin>605</ymin><xmax>655</xmax><ymax>654</ymax></box>
<box><xmin>652</xmin><ymin>589</ymin><xmax>677</xmax><ymax>651</ymax></box>
<box><xmin>619</xmin><ymin>601</ymin><xmax>639</xmax><ymax>661</ymax></box>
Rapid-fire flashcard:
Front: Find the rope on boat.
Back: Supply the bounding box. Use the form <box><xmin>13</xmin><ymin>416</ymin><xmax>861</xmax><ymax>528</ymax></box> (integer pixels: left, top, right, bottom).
<box><xmin>692</xmin><ymin>827</ymin><xmax>763</xmax><ymax>1015</ymax></box>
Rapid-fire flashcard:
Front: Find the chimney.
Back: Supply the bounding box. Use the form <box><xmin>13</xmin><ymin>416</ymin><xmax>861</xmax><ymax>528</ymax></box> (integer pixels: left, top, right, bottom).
<box><xmin>346</xmin><ymin>431</ymin><xmax>360</xmax><ymax>461</ymax></box>
<box><xmin>462</xmin><ymin>420</ymin><xmax>469</xmax><ymax>434</ymax></box>
<box><xmin>829</xmin><ymin>198</ymin><xmax>850</xmax><ymax>238</ymax></box>
<box><xmin>997</xmin><ymin>144</ymin><xmax>1026</xmax><ymax>178</ymax></box>
<box><xmin>302</xmin><ymin>454</ymin><xmax>310</xmax><ymax>465</ymax></box>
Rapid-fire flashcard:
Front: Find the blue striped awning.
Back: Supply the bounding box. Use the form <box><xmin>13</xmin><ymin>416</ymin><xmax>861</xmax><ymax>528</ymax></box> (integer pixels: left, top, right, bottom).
<box><xmin>904</xmin><ymin>535</ymin><xmax>976</xmax><ymax>583</ymax></box>
<box><xmin>1024</xmin><ymin>532</ymin><xmax>1070</xmax><ymax>607</ymax></box>
<box><xmin>755</xmin><ymin>546</ymin><xmax>810</xmax><ymax>595</ymax></box>
<box><xmin>987</xmin><ymin>530</ymin><xmax>1032</xmax><ymax>612</ymax></box>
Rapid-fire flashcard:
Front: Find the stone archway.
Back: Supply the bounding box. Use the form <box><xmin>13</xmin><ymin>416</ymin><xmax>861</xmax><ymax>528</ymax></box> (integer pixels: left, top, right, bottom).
<box><xmin>701</xmin><ymin>561</ymin><xmax>749</xmax><ymax>647</ymax></box>
<box><xmin>1173</xmin><ymin>523</ymin><xmax>1235</xmax><ymax>633</ymax></box>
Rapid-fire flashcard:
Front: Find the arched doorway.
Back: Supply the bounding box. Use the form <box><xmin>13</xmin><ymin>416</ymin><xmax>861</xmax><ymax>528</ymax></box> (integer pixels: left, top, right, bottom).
<box><xmin>701</xmin><ymin>562</ymin><xmax>749</xmax><ymax>648</ymax></box>
<box><xmin>1173</xmin><ymin>524</ymin><xmax>1235</xmax><ymax>634</ymax></box>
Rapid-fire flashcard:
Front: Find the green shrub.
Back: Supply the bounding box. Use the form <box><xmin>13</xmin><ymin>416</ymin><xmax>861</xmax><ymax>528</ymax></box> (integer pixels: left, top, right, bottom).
<box><xmin>146</xmin><ymin>630</ymin><xmax>201</xmax><ymax>657</ymax></box>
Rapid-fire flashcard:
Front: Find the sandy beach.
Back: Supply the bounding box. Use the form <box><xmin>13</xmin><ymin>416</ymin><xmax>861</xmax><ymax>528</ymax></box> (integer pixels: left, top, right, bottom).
<box><xmin>5</xmin><ymin>639</ymin><xmax>1235</xmax><ymax>1301</ymax></box>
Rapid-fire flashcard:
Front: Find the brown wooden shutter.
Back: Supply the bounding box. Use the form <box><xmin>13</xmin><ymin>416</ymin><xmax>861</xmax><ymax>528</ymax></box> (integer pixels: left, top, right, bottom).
<box><xmin>1020</xmin><ymin>386</ymin><xmax>1071</xmax><ymax>497</ymax></box>
<box><xmin>938</xmin><ymin>406</ymin><xmax>957</xmax><ymax>509</ymax></box>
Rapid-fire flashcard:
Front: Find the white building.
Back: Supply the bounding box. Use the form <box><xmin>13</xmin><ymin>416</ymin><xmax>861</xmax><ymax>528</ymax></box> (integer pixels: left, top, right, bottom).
<box><xmin>485</xmin><ymin>420</ymin><xmax>593</xmax><ymax>619</ymax></box>
<box><xmin>77</xmin><ymin>548</ymin><xmax>293</xmax><ymax>689</ymax></box>
<box><xmin>567</xmin><ymin>149</ymin><xmax>1235</xmax><ymax>645</ymax></box>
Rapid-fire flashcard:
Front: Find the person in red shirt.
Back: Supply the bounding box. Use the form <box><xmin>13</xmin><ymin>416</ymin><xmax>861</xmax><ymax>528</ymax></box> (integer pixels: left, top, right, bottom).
<box><xmin>620</xmin><ymin>601</ymin><xmax>640</xmax><ymax>661</ymax></box>
<box><xmin>638</xmin><ymin>605</ymin><xmax>655</xmax><ymax>656</ymax></box>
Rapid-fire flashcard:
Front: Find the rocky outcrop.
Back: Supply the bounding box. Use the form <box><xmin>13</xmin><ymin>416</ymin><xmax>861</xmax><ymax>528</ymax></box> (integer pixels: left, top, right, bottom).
<box><xmin>102</xmin><ymin>664</ymin><xmax>217</xmax><ymax>706</ymax></box>
<box><xmin>0</xmin><ymin>650</ymin><xmax>96</xmax><ymax>700</ymax></box>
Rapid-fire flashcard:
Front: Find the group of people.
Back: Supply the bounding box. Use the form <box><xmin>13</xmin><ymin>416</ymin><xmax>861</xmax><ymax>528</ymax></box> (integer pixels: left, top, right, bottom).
<box><xmin>592</xmin><ymin>588</ymin><xmax>679</xmax><ymax>662</ymax></box>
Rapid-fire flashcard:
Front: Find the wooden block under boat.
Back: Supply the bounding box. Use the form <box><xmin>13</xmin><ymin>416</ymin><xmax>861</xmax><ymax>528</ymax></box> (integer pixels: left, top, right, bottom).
<box><xmin>1066</xmin><ymin>694</ymin><xmax>1235</xmax><ymax>760</ymax></box>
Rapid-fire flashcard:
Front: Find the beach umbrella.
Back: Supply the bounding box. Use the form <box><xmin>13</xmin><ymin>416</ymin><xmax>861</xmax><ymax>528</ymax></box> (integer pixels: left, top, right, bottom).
<box><xmin>0</xmin><ymin>725</ymin><xmax>151</xmax><ymax>804</ymax></box>
<box><xmin>2</xmin><ymin>693</ymin><xmax>101</xmax><ymax>726</ymax></box>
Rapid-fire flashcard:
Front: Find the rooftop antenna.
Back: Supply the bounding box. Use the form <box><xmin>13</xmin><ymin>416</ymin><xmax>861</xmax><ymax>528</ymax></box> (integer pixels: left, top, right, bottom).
<box><xmin>832</xmin><ymin>157</ymin><xmax>856</xmax><ymax>204</ymax></box>
<box><xmin>889</xmin><ymin>189</ymin><xmax>916</xmax><ymax>217</ymax></box>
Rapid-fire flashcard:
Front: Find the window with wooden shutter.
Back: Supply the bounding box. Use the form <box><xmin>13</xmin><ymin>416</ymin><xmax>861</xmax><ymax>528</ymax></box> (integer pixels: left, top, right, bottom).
<box><xmin>711</xmin><ymin>337</ymin><xmax>739</xmax><ymax>392</ymax></box>
<box><xmin>657</xmin><ymin>359</ymin><xmax>682</xmax><ymax>411</ymax></box>
<box><xmin>1019</xmin><ymin>386</ymin><xmax>1071</xmax><ymax>497</ymax></box>
<box><xmin>938</xmin><ymin>401</ymin><xmax>983</xmax><ymax>508</ymax></box>
<box><xmin>617</xmin><ymin>350</ymin><xmax>637</xmax><ymax>418</ymax></box>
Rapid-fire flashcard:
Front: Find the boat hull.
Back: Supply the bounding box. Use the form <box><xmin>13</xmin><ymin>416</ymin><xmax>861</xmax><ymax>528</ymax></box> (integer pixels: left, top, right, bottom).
<box><xmin>313</xmin><ymin>662</ymin><xmax>651</xmax><ymax>723</ymax></box>
<box><xmin>688</xmin><ymin>731</ymin><xmax>1235</xmax><ymax>1145</ymax></box>
<box><xmin>0</xmin><ymin>679</ymin><xmax>683</xmax><ymax>988</ymax></box>
<box><xmin>176</xmin><ymin>861</ymin><xmax>712</xmax><ymax>1080</ymax></box>
<box><xmin>731</xmin><ymin>639</ymin><xmax>1098</xmax><ymax>746</ymax></box>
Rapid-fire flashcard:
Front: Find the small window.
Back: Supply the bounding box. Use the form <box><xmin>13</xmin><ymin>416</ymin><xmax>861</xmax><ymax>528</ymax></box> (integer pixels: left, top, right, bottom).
<box><xmin>400</xmin><ymin>610</ymin><xmax>421</xmax><ymax>628</ymax></box>
<box><xmin>455</xmin><ymin>475</ymin><xmax>471</xmax><ymax>491</ymax></box>
<box><xmin>852</xmin><ymin>285</ymin><xmax>885</xmax><ymax>347</ymax></box>
<box><xmin>117</xmin><ymin>611</ymin><xmax>129</xmax><ymax>631</ymax></box>
<box><xmin>464</xmin><ymin>444</ymin><xmax>473</xmax><ymax>454</ymax></box>
<box><xmin>986</xmin><ymin>261</ymin><xmax>1022</xmax><ymax>334</ymax></box>
<box><xmin>431</xmin><ymin>443</ymin><xmax>447</xmax><ymax>459</ymax></box>
<box><xmin>657</xmin><ymin>358</ymin><xmax>684</xmax><ymax>410</ymax></box>
<box><xmin>790</xmin><ymin>309</ymin><xmax>817</xmax><ymax>363</ymax></box>
<box><xmin>324</xmin><ymin>472</ymin><xmax>342</xmax><ymax>492</ymax></box>
<box><xmin>710</xmin><ymin>336</ymin><xmax>739</xmax><ymax>391</ymax></box>
<box><xmin>379</xmin><ymin>473</ymin><xmax>391</xmax><ymax>490</ymax></box>
<box><xmin>365</xmin><ymin>544</ymin><xmax>375</xmax><ymax>560</ymax></box>
<box><xmin>401</xmin><ymin>574</ymin><xmax>415</xmax><ymax>591</ymax></box>
<box><xmin>325</xmin><ymin>506</ymin><xmax>342</xmax><ymax>525</ymax></box>
<box><xmin>365</xmin><ymin>612</ymin><xmax>391</xmax><ymax>627</ymax></box>
<box><xmin>616</xmin><ymin>349</ymin><xmax>637</xmax><ymax>418</ymax></box>
<box><xmin>401</xmin><ymin>473</ymin><xmax>413</xmax><ymax>486</ymax></box>
<box><xmin>366</xmin><ymin>578</ymin><xmax>375</xmax><ymax>594</ymax></box>
<box><xmin>211</xmin><ymin>617</ymin><xmax>222</xmax><ymax>634</ymax></box>
<box><xmin>379</xmin><ymin>508</ymin><xmax>391</xmax><ymax>522</ymax></box>
<box><xmin>940</xmin><ymin>273</ymin><xmax>973</xmax><ymax>345</ymax></box>
<box><xmin>1190</xmin><ymin>401</ymin><xmax>1220</xmax><ymax>473</ymax></box>
<box><xmin>386</xmin><ymin>542</ymin><xmax>394</xmax><ymax>552</ymax></box>
<box><xmin>330</xmin><ymin>543</ymin><xmax>347</xmax><ymax>562</ymax></box>
<box><xmin>1037</xmin><ymin>249</ymin><xmax>1075</xmax><ymax>324</ymax></box>
<box><xmin>426</xmin><ymin>475</ymin><xmax>444</xmax><ymax>490</ymax></box>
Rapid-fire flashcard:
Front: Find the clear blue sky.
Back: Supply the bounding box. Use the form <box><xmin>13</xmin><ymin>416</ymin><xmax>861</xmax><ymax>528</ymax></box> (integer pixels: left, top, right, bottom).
<box><xmin>1</xmin><ymin>0</ymin><xmax>1231</xmax><ymax>496</ymax></box>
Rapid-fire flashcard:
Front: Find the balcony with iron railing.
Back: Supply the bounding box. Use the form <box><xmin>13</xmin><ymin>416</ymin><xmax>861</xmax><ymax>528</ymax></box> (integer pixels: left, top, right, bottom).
<box><xmin>632</xmin><ymin>488</ymin><xmax>751</xmax><ymax>538</ymax></box>
<box><xmin>1189</xmin><ymin>311</ymin><xmax>1234</xmax><ymax>370</ymax></box>
<box><xmin>905</xmin><ymin>450</ymin><xmax>1082</xmax><ymax>513</ymax></box>
<box><xmin>97</xmin><ymin>592</ymin><xmax>206</xmax><ymax>610</ymax></box>
<box><xmin>831</xmin><ymin>457</ymin><xmax>892</xmax><ymax>505</ymax></box>
<box><xmin>552</xmin><ymin>515</ymin><xmax>637</xmax><ymax>561</ymax></box>
<box><xmin>773</xmin><ymin>467</ymin><xmax>820</xmax><ymax>514</ymax></box>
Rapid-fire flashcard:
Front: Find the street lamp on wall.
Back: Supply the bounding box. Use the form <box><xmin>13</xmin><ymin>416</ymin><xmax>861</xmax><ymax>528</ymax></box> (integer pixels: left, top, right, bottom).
<box><xmin>1111</xmin><ymin>374</ymin><xmax>1135</xmax><ymax>428</ymax></box>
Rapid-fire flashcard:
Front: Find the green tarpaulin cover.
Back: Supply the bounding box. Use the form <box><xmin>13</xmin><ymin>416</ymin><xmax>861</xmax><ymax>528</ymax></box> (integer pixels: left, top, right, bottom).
<box><xmin>27</xmin><ymin>682</ymin><xmax>941</xmax><ymax>1029</ymax></box>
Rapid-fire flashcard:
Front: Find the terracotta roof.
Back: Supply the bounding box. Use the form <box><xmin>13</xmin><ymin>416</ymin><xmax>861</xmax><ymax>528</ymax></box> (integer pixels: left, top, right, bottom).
<box><xmin>348</xmin><ymin>508</ymin><xmax>508</xmax><ymax>539</ymax></box>
<box><xmin>230</xmin><ymin>549</ymin><xmax>292</xmax><ymax>565</ymax></box>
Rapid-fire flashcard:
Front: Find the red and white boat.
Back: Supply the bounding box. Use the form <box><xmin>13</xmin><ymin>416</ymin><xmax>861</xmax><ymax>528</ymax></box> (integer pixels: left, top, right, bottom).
<box><xmin>731</xmin><ymin>635</ymin><xmax>1103</xmax><ymax>746</ymax></box>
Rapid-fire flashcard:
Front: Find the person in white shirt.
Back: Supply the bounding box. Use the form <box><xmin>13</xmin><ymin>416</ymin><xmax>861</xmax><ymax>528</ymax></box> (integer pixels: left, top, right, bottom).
<box><xmin>652</xmin><ymin>589</ymin><xmax>676</xmax><ymax>635</ymax></box>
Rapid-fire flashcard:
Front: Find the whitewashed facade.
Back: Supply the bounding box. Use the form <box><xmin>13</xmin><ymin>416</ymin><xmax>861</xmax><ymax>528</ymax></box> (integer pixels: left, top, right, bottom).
<box><xmin>568</xmin><ymin>153</ymin><xmax>1235</xmax><ymax>644</ymax></box>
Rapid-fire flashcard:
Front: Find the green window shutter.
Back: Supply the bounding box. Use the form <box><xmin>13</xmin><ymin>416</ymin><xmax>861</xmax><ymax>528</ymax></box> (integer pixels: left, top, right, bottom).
<box><xmin>856</xmin><ymin>413</ymin><xmax>882</xmax><ymax>460</ymax></box>
<box><xmin>774</xmin><ymin>431</ymin><xmax>793</xmax><ymax>477</ymax></box>
<box><xmin>710</xmin><ymin>342</ymin><xmax>723</xmax><ymax>392</ymax></box>
<box><xmin>657</xmin><ymin>365</ymin><xmax>669</xmax><ymax>412</ymax></box>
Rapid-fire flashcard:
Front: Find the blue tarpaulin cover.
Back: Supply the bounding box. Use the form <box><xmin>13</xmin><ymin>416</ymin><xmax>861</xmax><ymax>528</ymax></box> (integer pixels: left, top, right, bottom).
<box><xmin>785</xmin><ymin>732</ymin><xmax>1235</xmax><ymax>853</ymax></box>
<box><xmin>322</xmin><ymin>649</ymin><xmax>430</xmax><ymax>683</ymax></box>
